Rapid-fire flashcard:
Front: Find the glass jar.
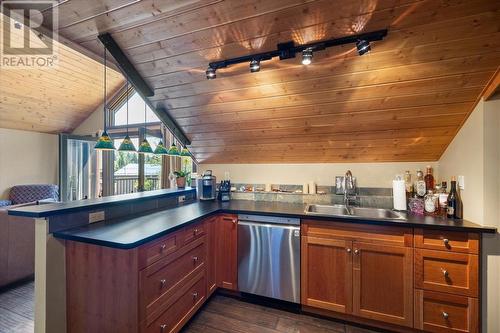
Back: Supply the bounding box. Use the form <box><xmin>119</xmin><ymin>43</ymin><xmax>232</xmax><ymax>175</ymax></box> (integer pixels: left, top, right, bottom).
<box><xmin>424</xmin><ymin>190</ymin><xmax>438</xmax><ymax>214</ymax></box>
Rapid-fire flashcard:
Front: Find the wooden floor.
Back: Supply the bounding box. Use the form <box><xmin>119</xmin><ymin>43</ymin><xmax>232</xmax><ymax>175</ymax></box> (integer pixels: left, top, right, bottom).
<box><xmin>0</xmin><ymin>281</ymin><xmax>378</xmax><ymax>333</ymax></box>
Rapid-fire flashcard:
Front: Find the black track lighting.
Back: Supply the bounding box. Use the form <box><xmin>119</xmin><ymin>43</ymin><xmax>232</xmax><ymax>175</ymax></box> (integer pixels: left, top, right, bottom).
<box><xmin>206</xmin><ymin>66</ymin><xmax>216</xmax><ymax>79</ymax></box>
<box><xmin>356</xmin><ymin>39</ymin><xmax>371</xmax><ymax>56</ymax></box>
<box><xmin>250</xmin><ymin>59</ymin><xmax>260</xmax><ymax>73</ymax></box>
<box><xmin>302</xmin><ymin>48</ymin><xmax>313</xmax><ymax>65</ymax></box>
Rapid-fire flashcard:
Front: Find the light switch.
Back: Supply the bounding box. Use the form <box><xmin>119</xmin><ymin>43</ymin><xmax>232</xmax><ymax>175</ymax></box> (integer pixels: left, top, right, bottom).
<box><xmin>458</xmin><ymin>175</ymin><xmax>465</xmax><ymax>190</ymax></box>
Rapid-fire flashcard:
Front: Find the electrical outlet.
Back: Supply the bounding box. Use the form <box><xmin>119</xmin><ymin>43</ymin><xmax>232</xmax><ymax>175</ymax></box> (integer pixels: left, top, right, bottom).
<box><xmin>89</xmin><ymin>211</ymin><xmax>105</xmax><ymax>224</ymax></box>
<box><xmin>458</xmin><ymin>175</ymin><xmax>465</xmax><ymax>190</ymax></box>
<box><xmin>178</xmin><ymin>196</ymin><xmax>186</xmax><ymax>203</ymax></box>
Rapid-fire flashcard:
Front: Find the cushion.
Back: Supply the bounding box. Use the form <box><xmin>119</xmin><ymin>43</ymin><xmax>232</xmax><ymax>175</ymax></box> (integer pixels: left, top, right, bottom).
<box><xmin>9</xmin><ymin>184</ymin><xmax>59</xmax><ymax>205</ymax></box>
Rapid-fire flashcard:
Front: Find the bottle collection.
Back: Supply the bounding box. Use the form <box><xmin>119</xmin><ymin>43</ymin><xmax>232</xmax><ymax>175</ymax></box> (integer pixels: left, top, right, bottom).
<box><xmin>404</xmin><ymin>166</ymin><xmax>463</xmax><ymax>219</ymax></box>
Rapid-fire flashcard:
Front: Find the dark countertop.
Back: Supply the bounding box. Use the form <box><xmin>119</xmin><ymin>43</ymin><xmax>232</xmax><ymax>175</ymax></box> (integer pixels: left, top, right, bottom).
<box><xmin>7</xmin><ymin>188</ymin><xmax>196</xmax><ymax>218</ymax></box>
<box><xmin>53</xmin><ymin>200</ymin><xmax>497</xmax><ymax>249</ymax></box>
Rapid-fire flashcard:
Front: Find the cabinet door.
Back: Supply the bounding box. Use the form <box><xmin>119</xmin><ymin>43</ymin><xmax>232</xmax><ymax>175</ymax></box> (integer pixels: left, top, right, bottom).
<box><xmin>215</xmin><ymin>214</ymin><xmax>238</xmax><ymax>290</ymax></box>
<box><xmin>352</xmin><ymin>242</ymin><xmax>413</xmax><ymax>327</ymax></box>
<box><xmin>205</xmin><ymin>216</ymin><xmax>217</xmax><ymax>296</ymax></box>
<box><xmin>301</xmin><ymin>236</ymin><xmax>353</xmax><ymax>313</ymax></box>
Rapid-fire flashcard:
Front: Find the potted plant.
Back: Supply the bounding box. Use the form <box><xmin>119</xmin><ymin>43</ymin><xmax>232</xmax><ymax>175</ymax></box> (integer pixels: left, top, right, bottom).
<box><xmin>173</xmin><ymin>170</ymin><xmax>190</xmax><ymax>188</ymax></box>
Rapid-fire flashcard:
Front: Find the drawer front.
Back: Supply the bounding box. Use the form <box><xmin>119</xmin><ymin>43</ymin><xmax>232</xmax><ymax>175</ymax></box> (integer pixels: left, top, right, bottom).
<box><xmin>145</xmin><ymin>272</ymin><xmax>206</xmax><ymax>333</ymax></box>
<box><xmin>415</xmin><ymin>289</ymin><xmax>478</xmax><ymax>333</ymax></box>
<box><xmin>415</xmin><ymin>229</ymin><xmax>479</xmax><ymax>254</ymax></box>
<box><xmin>140</xmin><ymin>239</ymin><xmax>206</xmax><ymax>316</ymax></box>
<box><xmin>415</xmin><ymin>249</ymin><xmax>478</xmax><ymax>297</ymax></box>
<box><xmin>302</xmin><ymin>220</ymin><xmax>413</xmax><ymax>247</ymax></box>
<box><xmin>139</xmin><ymin>232</ymin><xmax>181</xmax><ymax>268</ymax></box>
<box><xmin>182</xmin><ymin>221</ymin><xmax>205</xmax><ymax>246</ymax></box>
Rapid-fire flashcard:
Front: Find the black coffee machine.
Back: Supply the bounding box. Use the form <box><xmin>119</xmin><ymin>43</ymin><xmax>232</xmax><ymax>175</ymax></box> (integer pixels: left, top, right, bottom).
<box><xmin>218</xmin><ymin>180</ymin><xmax>231</xmax><ymax>201</ymax></box>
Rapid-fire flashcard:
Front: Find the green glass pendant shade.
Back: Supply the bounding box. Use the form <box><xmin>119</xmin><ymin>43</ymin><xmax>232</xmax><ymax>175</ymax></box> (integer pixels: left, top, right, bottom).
<box><xmin>167</xmin><ymin>143</ymin><xmax>180</xmax><ymax>156</ymax></box>
<box><xmin>180</xmin><ymin>147</ymin><xmax>190</xmax><ymax>157</ymax></box>
<box><xmin>118</xmin><ymin>135</ymin><xmax>136</xmax><ymax>152</ymax></box>
<box><xmin>154</xmin><ymin>140</ymin><xmax>168</xmax><ymax>155</ymax></box>
<box><xmin>94</xmin><ymin>131</ymin><xmax>116</xmax><ymax>150</ymax></box>
<box><xmin>138</xmin><ymin>138</ymin><xmax>154</xmax><ymax>154</ymax></box>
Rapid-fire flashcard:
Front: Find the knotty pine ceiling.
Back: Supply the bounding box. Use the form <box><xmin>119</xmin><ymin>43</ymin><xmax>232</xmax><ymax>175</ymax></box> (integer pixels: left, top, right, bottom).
<box><xmin>0</xmin><ymin>13</ymin><xmax>124</xmax><ymax>134</ymax></box>
<box><xmin>27</xmin><ymin>1</ymin><xmax>500</xmax><ymax>161</ymax></box>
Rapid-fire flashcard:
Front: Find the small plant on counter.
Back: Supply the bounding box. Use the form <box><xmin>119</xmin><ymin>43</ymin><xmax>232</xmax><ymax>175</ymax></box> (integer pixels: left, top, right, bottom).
<box><xmin>174</xmin><ymin>170</ymin><xmax>190</xmax><ymax>188</ymax></box>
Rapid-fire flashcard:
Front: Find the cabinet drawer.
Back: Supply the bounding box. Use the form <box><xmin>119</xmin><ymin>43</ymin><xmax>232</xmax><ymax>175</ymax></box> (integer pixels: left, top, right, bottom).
<box><xmin>414</xmin><ymin>289</ymin><xmax>478</xmax><ymax>333</ymax></box>
<box><xmin>145</xmin><ymin>272</ymin><xmax>206</xmax><ymax>333</ymax></box>
<box><xmin>139</xmin><ymin>231</ymin><xmax>181</xmax><ymax>268</ymax></box>
<box><xmin>182</xmin><ymin>221</ymin><xmax>205</xmax><ymax>246</ymax></box>
<box><xmin>415</xmin><ymin>249</ymin><xmax>478</xmax><ymax>297</ymax></box>
<box><xmin>415</xmin><ymin>229</ymin><xmax>479</xmax><ymax>254</ymax></box>
<box><xmin>302</xmin><ymin>220</ymin><xmax>413</xmax><ymax>247</ymax></box>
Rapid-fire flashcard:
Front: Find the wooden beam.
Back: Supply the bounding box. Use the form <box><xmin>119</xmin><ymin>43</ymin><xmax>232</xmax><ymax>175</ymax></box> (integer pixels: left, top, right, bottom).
<box><xmin>98</xmin><ymin>32</ymin><xmax>191</xmax><ymax>146</ymax></box>
<box><xmin>483</xmin><ymin>66</ymin><xmax>500</xmax><ymax>100</ymax></box>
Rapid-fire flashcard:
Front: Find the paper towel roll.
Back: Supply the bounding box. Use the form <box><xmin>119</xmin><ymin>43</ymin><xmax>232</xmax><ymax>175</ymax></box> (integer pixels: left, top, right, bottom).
<box><xmin>393</xmin><ymin>179</ymin><xmax>407</xmax><ymax>211</ymax></box>
<box><xmin>308</xmin><ymin>181</ymin><xmax>316</xmax><ymax>195</ymax></box>
<box><xmin>302</xmin><ymin>183</ymin><xmax>309</xmax><ymax>194</ymax></box>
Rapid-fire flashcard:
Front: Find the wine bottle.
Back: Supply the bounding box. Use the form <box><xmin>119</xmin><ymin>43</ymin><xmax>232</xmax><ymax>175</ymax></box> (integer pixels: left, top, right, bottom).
<box><xmin>424</xmin><ymin>166</ymin><xmax>435</xmax><ymax>191</ymax></box>
<box><xmin>447</xmin><ymin>177</ymin><xmax>459</xmax><ymax>219</ymax></box>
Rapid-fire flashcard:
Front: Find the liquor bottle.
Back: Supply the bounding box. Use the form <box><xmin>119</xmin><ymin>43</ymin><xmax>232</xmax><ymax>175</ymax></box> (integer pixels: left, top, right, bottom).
<box><xmin>455</xmin><ymin>179</ymin><xmax>463</xmax><ymax>219</ymax></box>
<box><xmin>438</xmin><ymin>181</ymin><xmax>448</xmax><ymax>216</ymax></box>
<box><xmin>447</xmin><ymin>177</ymin><xmax>461</xmax><ymax>219</ymax></box>
<box><xmin>424</xmin><ymin>166</ymin><xmax>435</xmax><ymax>192</ymax></box>
<box><xmin>415</xmin><ymin>170</ymin><xmax>426</xmax><ymax>198</ymax></box>
<box><xmin>404</xmin><ymin>171</ymin><xmax>413</xmax><ymax>198</ymax></box>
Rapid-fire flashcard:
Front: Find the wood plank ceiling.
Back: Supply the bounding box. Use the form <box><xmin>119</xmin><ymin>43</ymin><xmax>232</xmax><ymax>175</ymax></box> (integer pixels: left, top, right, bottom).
<box><xmin>37</xmin><ymin>0</ymin><xmax>500</xmax><ymax>161</ymax></box>
<box><xmin>0</xmin><ymin>12</ymin><xmax>124</xmax><ymax>134</ymax></box>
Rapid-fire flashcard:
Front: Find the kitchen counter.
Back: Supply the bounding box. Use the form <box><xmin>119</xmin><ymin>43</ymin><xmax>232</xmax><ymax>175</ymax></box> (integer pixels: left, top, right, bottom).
<box><xmin>53</xmin><ymin>200</ymin><xmax>496</xmax><ymax>249</ymax></box>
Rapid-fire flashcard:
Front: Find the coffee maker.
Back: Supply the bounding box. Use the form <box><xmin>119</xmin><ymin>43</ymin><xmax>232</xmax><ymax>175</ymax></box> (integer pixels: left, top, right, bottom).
<box><xmin>197</xmin><ymin>170</ymin><xmax>216</xmax><ymax>200</ymax></box>
<box><xmin>218</xmin><ymin>180</ymin><xmax>231</xmax><ymax>201</ymax></box>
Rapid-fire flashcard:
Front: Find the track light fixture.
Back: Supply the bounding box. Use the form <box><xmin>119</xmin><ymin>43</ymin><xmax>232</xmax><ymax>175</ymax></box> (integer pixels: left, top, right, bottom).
<box><xmin>205</xmin><ymin>29</ymin><xmax>387</xmax><ymax>79</ymax></box>
<box><xmin>302</xmin><ymin>48</ymin><xmax>313</xmax><ymax>65</ymax></box>
<box><xmin>206</xmin><ymin>66</ymin><xmax>216</xmax><ymax>79</ymax></box>
<box><xmin>356</xmin><ymin>39</ymin><xmax>371</xmax><ymax>56</ymax></box>
<box><xmin>250</xmin><ymin>59</ymin><xmax>260</xmax><ymax>72</ymax></box>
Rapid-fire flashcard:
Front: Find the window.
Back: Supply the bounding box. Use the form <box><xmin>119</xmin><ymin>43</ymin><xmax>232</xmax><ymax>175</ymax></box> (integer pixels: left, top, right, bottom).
<box><xmin>112</xmin><ymin>91</ymin><xmax>160</xmax><ymax>126</ymax></box>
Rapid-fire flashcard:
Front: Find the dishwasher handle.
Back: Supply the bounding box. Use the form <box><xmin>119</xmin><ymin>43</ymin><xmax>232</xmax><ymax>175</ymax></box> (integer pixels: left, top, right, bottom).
<box><xmin>237</xmin><ymin>220</ymin><xmax>300</xmax><ymax>235</ymax></box>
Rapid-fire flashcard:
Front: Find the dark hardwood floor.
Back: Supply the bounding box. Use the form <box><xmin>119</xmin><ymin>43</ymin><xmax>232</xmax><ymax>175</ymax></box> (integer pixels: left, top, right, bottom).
<box><xmin>0</xmin><ymin>281</ymin><xmax>377</xmax><ymax>333</ymax></box>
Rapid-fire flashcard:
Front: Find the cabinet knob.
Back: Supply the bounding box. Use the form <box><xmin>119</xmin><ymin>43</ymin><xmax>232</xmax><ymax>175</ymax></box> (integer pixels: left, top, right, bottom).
<box><xmin>160</xmin><ymin>244</ymin><xmax>166</xmax><ymax>251</ymax></box>
<box><xmin>354</xmin><ymin>249</ymin><xmax>360</xmax><ymax>255</ymax></box>
<box><xmin>160</xmin><ymin>324</ymin><xmax>167</xmax><ymax>332</ymax></box>
<box><xmin>441</xmin><ymin>268</ymin><xmax>449</xmax><ymax>278</ymax></box>
<box><xmin>232</xmin><ymin>218</ymin><xmax>237</xmax><ymax>224</ymax></box>
<box><xmin>160</xmin><ymin>279</ymin><xmax>166</xmax><ymax>288</ymax></box>
<box><xmin>443</xmin><ymin>238</ymin><xmax>450</xmax><ymax>246</ymax></box>
<box><xmin>193</xmin><ymin>228</ymin><xmax>198</xmax><ymax>235</ymax></box>
<box><xmin>442</xmin><ymin>311</ymin><xmax>449</xmax><ymax>320</ymax></box>
<box><xmin>192</xmin><ymin>256</ymin><xmax>199</xmax><ymax>263</ymax></box>
<box><xmin>192</xmin><ymin>292</ymin><xmax>198</xmax><ymax>300</ymax></box>
<box><xmin>346</xmin><ymin>248</ymin><xmax>352</xmax><ymax>253</ymax></box>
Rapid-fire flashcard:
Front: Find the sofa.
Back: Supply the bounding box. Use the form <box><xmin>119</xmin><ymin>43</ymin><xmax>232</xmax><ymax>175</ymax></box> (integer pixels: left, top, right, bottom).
<box><xmin>0</xmin><ymin>184</ymin><xmax>59</xmax><ymax>288</ymax></box>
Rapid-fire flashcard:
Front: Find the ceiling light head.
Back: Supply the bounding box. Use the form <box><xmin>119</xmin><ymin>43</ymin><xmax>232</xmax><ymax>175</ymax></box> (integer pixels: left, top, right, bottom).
<box><xmin>356</xmin><ymin>39</ymin><xmax>371</xmax><ymax>56</ymax></box>
<box><xmin>249</xmin><ymin>59</ymin><xmax>260</xmax><ymax>73</ymax></box>
<box><xmin>302</xmin><ymin>48</ymin><xmax>313</xmax><ymax>65</ymax></box>
<box><xmin>206</xmin><ymin>66</ymin><xmax>216</xmax><ymax>79</ymax></box>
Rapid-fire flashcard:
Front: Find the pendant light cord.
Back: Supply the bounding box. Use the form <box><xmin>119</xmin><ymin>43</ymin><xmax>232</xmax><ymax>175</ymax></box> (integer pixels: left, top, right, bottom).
<box><xmin>126</xmin><ymin>77</ymin><xmax>129</xmax><ymax>136</ymax></box>
<box><xmin>103</xmin><ymin>46</ymin><xmax>107</xmax><ymax>131</ymax></box>
<box><xmin>144</xmin><ymin>101</ymin><xmax>147</xmax><ymax>138</ymax></box>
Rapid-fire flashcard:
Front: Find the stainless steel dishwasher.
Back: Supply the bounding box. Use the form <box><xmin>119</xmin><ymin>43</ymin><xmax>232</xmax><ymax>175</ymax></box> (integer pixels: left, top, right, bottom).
<box><xmin>237</xmin><ymin>214</ymin><xmax>300</xmax><ymax>303</ymax></box>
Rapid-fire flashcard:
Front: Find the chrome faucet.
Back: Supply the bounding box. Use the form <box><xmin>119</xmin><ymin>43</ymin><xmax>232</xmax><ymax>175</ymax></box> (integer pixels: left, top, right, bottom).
<box><xmin>343</xmin><ymin>170</ymin><xmax>357</xmax><ymax>208</ymax></box>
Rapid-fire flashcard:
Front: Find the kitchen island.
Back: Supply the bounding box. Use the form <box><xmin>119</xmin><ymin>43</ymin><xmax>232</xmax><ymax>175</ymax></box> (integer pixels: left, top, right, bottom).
<box><xmin>10</xmin><ymin>195</ymin><xmax>496</xmax><ymax>333</ymax></box>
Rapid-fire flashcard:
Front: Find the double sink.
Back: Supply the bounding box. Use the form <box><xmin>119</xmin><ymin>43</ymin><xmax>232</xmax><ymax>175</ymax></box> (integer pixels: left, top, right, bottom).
<box><xmin>305</xmin><ymin>204</ymin><xmax>406</xmax><ymax>221</ymax></box>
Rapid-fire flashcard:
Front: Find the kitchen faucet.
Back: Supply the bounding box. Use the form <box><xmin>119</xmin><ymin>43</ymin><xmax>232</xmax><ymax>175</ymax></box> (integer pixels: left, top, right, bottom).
<box><xmin>344</xmin><ymin>170</ymin><xmax>357</xmax><ymax>208</ymax></box>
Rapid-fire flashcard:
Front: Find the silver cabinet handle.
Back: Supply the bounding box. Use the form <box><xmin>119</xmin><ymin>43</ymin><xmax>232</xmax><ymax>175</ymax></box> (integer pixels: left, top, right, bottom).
<box><xmin>192</xmin><ymin>292</ymin><xmax>198</xmax><ymax>300</ymax></box>
<box><xmin>346</xmin><ymin>248</ymin><xmax>352</xmax><ymax>253</ymax></box>
<box><xmin>192</xmin><ymin>256</ymin><xmax>199</xmax><ymax>263</ymax></box>
<box><xmin>441</xmin><ymin>268</ymin><xmax>449</xmax><ymax>278</ymax></box>
<box><xmin>442</xmin><ymin>311</ymin><xmax>449</xmax><ymax>319</ymax></box>
<box><xmin>443</xmin><ymin>238</ymin><xmax>450</xmax><ymax>246</ymax></box>
<box><xmin>160</xmin><ymin>244</ymin><xmax>166</xmax><ymax>251</ymax></box>
<box><xmin>354</xmin><ymin>249</ymin><xmax>360</xmax><ymax>255</ymax></box>
<box><xmin>160</xmin><ymin>279</ymin><xmax>166</xmax><ymax>288</ymax></box>
<box><xmin>193</xmin><ymin>228</ymin><xmax>198</xmax><ymax>235</ymax></box>
<box><xmin>160</xmin><ymin>324</ymin><xmax>167</xmax><ymax>332</ymax></box>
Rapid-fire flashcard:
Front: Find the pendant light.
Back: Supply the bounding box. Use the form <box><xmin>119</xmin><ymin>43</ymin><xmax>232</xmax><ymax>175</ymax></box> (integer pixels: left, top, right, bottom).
<box><xmin>153</xmin><ymin>140</ymin><xmax>168</xmax><ymax>155</ymax></box>
<box><xmin>180</xmin><ymin>147</ymin><xmax>190</xmax><ymax>157</ymax></box>
<box><xmin>118</xmin><ymin>77</ymin><xmax>137</xmax><ymax>152</ymax></box>
<box><xmin>95</xmin><ymin>46</ymin><xmax>116</xmax><ymax>150</ymax></box>
<box><xmin>167</xmin><ymin>142</ymin><xmax>180</xmax><ymax>156</ymax></box>
<box><xmin>137</xmin><ymin>101</ymin><xmax>153</xmax><ymax>154</ymax></box>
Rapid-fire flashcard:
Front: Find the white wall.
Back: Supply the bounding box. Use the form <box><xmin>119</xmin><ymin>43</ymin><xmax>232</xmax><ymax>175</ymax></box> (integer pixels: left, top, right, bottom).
<box><xmin>439</xmin><ymin>97</ymin><xmax>500</xmax><ymax>333</ymax></box>
<box><xmin>200</xmin><ymin>162</ymin><xmax>439</xmax><ymax>188</ymax></box>
<box><xmin>0</xmin><ymin>128</ymin><xmax>59</xmax><ymax>199</ymax></box>
<box><xmin>72</xmin><ymin>103</ymin><xmax>103</xmax><ymax>136</ymax></box>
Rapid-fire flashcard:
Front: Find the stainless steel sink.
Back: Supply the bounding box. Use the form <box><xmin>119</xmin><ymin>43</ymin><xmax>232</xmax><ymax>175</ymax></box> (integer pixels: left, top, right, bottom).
<box><xmin>304</xmin><ymin>204</ymin><xmax>406</xmax><ymax>221</ymax></box>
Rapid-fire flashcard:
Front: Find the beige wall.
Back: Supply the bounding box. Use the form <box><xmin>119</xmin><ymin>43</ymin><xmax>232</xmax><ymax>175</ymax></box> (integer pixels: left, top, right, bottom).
<box><xmin>0</xmin><ymin>128</ymin><xmax>58</xmax><ymax>199</ymax></box>
<box><xmin>439</xmin><ymin>97</ymin><xmax>500</xmax><ymax>333</ymax></box>
<box><xmin>72</xmin><ymin>103</ymin><xmax>103</xmax><ymax>136</ymax></box>
<box><xmin>200</xmin><ymin>162</ymin><xmax>439</xmax><ymax>188</ymax></box>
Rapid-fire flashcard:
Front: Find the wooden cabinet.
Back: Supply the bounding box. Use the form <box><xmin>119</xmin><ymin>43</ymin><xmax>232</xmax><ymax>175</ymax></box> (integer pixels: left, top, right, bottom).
<box><xmin>352</xmin><ymin>242</ymin><xmax>413</xmax><ymax>327</ymax></box>
<box><xmin>215</xmin><ymin>214</ymin><xmax>238</xmax><ymax>290</ymax></box>
<box><xmin>301</xmin><ymin>236</ymin><xmax>352</xmax><ymax>313</ymax></box>
<box><xmin>204</xmin><ymin>215</ymin><xmax>217</xmax><ymax>296</ymax></box>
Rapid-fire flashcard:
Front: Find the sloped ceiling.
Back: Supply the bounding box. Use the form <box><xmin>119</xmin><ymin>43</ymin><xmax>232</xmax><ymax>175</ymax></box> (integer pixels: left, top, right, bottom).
<box><xmin>10</xmin><ymin>0</ymin><xmax>500</xmax><ymax>161</ymax></box>
<box><xmin>0</xmin><ymin>13</ymin><xmax>124</xmax><ymax>134</ymax></box>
